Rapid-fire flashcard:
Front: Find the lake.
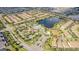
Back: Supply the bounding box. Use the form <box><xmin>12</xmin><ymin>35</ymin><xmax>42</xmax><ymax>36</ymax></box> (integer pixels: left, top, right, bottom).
<box><xmin>39</xmin><ymin>17</ymin><xmax>60</xmax><ymax>28</ymax></box>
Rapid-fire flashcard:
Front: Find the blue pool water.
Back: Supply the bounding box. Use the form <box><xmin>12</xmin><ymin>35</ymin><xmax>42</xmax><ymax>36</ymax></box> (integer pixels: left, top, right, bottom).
<box><xmin>39</xmin><ymin>17</ymin><xmax>60</xmax><ymax>28</ymax></box>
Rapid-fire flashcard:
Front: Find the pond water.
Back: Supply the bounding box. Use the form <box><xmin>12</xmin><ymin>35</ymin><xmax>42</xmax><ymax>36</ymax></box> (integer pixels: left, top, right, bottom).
<box><xmin>39</xmin><ymin>17</ymin><xmax>61</xmax><ymax>28</ymax></box>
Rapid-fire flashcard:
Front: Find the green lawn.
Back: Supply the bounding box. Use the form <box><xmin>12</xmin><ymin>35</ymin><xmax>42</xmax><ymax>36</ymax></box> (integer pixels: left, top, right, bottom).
<box><xmin>3</xmin><ymin>31</ymin><xmax>26</xmax><ymax>51</ymax></box>
<box><xmin>43</xmin><ymin>37</ymin><xmax>53</xmax><ymax>50</ymax></box>
<box><xmin>0</xmin><ymin>20</ymin><xmax>5</xmax><ymax>30</ymax></box>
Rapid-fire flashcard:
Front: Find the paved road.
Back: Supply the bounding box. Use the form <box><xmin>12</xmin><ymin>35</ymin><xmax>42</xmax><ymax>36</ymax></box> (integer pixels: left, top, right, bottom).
<box><xmin>32</xmin><ymin>34</ymin><xmax>49</xmax><ymax>51</ymax></box>
<box><xmin>0</xmin><ymin>17</ymin><xmax>50</xmax><ymax>51</ymax></box>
